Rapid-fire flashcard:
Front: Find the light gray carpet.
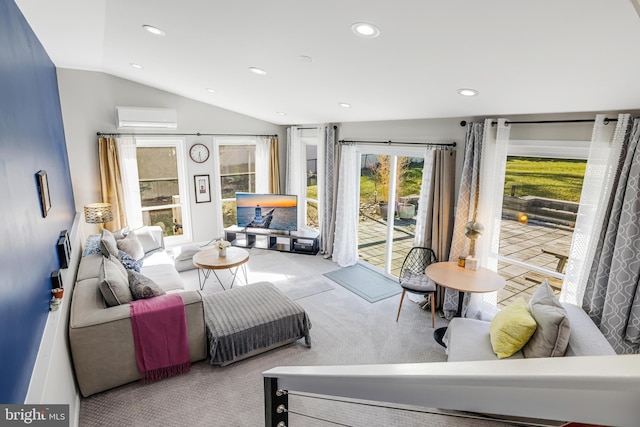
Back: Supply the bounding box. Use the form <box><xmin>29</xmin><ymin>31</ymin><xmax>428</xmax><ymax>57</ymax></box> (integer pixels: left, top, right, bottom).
<box><xmin>77</xmin><ymin>250</ymin><xmax>534</xmax><ymax>426</ymax></box>
<box><xmin>324</xmin><ymin>262</ymin><xmax>402</xmax><ymax>303</ymax></box>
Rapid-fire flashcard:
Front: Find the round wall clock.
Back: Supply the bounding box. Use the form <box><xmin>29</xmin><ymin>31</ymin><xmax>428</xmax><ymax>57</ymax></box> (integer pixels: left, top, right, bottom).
<box><xmin>189</xmin><ymin>143</ymin><xmax>209</xmax><ymax>163</ymax></box>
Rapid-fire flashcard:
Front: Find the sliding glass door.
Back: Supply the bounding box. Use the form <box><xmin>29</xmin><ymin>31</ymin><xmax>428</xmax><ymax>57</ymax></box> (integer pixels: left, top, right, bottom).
<box><xmin>357</xmin><ymin>147</ymin><xmax>425</xmax><ymax>277</ymax></box>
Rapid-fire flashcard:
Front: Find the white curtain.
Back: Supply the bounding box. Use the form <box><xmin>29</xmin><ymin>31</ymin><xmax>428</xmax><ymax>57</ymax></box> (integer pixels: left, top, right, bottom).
<box><xmin>332</xmin><ymin>144</ymin><xmax>358</xmax><ymax>267</ymax></box>
<box><xmin>561</xmin><ymin>114</ymin><xmax>629</xmax><ymax>305</ymax></box>
<box><xmin>255</xmin><ymin>136</ymin><xmax>270</xmax><ymax>194</ymax></box>
<box><xmin>413</xmin><ymin>149</ymin><xmax>435</xmax><ymax>246</ymax></box>
<box><xmin>115</xmin><ymin>136</ymin><xmax>143</xmax><ymax>229</ymax></box>
<box><xmin>476</xmin><ymin>118</ymin><xmax>510</xmax><ymax>271</ymax></box>
<box><xmin>286</xmin><ymin>127</ymin><xmax>305</xmax><ymax>228</ymax></box>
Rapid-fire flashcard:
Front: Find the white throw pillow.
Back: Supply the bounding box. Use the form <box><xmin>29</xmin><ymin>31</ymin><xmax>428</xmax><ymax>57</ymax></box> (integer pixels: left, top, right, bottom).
<box><xmin>175</xmin><ymin>244</ymin><xmax>202</xmax><ymax>261</ymax></box>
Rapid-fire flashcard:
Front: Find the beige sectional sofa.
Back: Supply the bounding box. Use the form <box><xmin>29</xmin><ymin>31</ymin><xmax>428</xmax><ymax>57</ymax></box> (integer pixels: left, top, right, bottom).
<box><xmin>69</xmin><ymin>226</ymin><xmax>207</xmax><ymax>397</ymax></box>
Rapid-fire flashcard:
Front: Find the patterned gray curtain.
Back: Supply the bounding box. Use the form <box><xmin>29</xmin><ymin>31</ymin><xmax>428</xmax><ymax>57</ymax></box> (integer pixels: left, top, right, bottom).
<box><xmin>320</xmin><ymin>125</ymin><xmax>338</xmax><ymax>257</ymax></box>
<box><xmin>583</xmin><ymin>117</ymin><xmax>640</xmax><ymax>354</ymax></box>
<box><xmin>443</xmin><ymin>122</ymin><xmax>484</xmax><ymax>319</ymax></box>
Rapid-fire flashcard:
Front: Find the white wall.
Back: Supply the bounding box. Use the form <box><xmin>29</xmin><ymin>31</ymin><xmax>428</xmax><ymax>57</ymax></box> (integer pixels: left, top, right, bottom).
<box><xmin>56</xmin><ymin>69</ymin><xmax>286</xmax><ymax>242</ymax></box>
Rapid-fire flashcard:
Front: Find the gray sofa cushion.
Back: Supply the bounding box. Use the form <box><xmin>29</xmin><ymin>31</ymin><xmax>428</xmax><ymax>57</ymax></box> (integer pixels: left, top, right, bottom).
<box><xmin>562</xmin><ymin>303</ymin><xmax>616</xmax><ymax>356</ymax></box>
<box><xmin>444</xmin><ymin>317</ymin><xmax>524</xmax><ymax>361</ymax></box>
<box><xmin>140</xmin><ymin>260</ymin><xmax>185</xmax><ymax>292</ymax></box>
<box><xmin>99</xmin><ymin>255</ymin><xmax>133</xmax><ymax>307</ymax></box>
<box><xmin>99</xmin><ymin>229</ymin><xmax>119</xmax><ymax>258</ymax></box>
<box><xmin>523</xmin><ymin>281</ymin><xmax>571</xmax><ymax>358</ymax></box>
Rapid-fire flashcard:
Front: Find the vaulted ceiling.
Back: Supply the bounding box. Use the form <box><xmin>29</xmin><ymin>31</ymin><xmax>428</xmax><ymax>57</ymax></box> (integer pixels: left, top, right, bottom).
<box><xmin>15</xmin><ymin>0</ymin><xmax>640</xmax><ymax>125</ymax></box>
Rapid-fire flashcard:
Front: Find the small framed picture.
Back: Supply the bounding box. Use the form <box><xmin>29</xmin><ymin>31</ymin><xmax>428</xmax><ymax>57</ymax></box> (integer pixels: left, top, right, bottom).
<box><xmin>194</xmin><ymin>174</ymin><xmax>211</xmax><ymax>203</ymax></box>
<box><xmin>37</xmin><ymin>170</ymin><xmax>51</xmax><ymax>217</ymax></box>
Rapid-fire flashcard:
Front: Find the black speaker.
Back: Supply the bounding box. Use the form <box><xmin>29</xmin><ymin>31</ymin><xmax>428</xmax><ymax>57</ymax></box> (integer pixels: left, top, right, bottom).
<box><xmin>57</xmin><ymin>229</ymin><xmax>71</xmax><ymax>269</ymax></box>
<box><xmin>51</xmin><ymin>269</ymin><xmax>63</xmax><ymax>289</ymax></box>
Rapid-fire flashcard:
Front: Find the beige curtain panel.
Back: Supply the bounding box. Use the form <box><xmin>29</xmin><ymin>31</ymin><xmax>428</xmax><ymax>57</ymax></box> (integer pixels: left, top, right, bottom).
<box><xmin>98</xmin><ymin>137</ymin><xmax>127</xmax><ymax>231</ymax></box>
<box><xmin>269</xmin><ymin>137</ymin><xmax>281</xmax><ymax>194</ymax></box>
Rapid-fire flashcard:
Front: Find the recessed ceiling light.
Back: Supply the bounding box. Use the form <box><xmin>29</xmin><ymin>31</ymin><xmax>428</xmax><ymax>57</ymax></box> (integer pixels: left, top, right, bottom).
<box><xmin>276</xmin><ymin>112</ymin><xmax>287</xmax><ymax>116</ymax></box>
<box><xmin>298</xmin><ymin>55</ymin><xmax>313</xmax><ymax>63</ymax></box>
<box><xmin>206</xmin><ymin>88</ymin><xmax>216</xmax><ymax>93</ymax></box>
<box><xmin>339</xmin><ymin>102</ymin><xmax>351</xmax><ymax>108</ymax></box>
<box><xmin>249</xmin><ymin>67</ymin><xmax>267</xmax><ymax>75</ymax></box>
<box><xmin>457</xmin><ymin>88</ymin><xmax>479</xmax><ymax>97</ymax></box>
<box><xmin>142</xmin><ymin>25</ymin><xmax>166</xmax><ymax>36</ymax></box>
<box><xmin>351</xmin><ymin>22</ymin><xmax>380</xmax><ymax>38</ymax></box>
<box><xmin>130</xmin><ymin>63</ymin><xmax>144</xmax><ymax>70</ymax></box>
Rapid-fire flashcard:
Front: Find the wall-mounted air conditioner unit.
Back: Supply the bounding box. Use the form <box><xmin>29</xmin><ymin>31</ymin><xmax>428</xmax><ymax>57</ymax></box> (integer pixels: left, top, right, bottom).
<box><xmin>115</xmin><ymin>107</ymin><xmax>178</xmax><ymax>129</ymax></box>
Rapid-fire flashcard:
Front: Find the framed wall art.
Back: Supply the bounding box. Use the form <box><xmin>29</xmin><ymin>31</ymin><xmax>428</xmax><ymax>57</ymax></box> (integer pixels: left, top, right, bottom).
<box><xmin>194</xmin><ymin>174</ymin><xmax>211</xmax><ymax>203</ymax></box>
<box><xmin>36</xmin><ymin>170</ymin><xmax>51</xmax><ymax>217</ymax></box>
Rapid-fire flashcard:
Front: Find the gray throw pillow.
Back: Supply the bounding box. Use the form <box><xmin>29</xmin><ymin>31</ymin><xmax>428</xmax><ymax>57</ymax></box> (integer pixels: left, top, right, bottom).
<box><xmin>117</xmin><ymin>232</ymin><xmax>145</xmax><ymax>261</ymax></box>
<box><xmin>128</xmin><ymin>270</ymin><xmax>166</xmax><ymax>300</ymax></box>
<box><xmin>112</xmin><ymin>226</ymin><xmax>129</xmax><ymax>240</ymax></box>
<box><xmin>522</xmin><ymin>280</ymin><xmax>571</xmax><ymax>358</ymax></box>
<box><xmin>99</xmin><ymin>255</ymin><xmax>133</xmax><ymax>307</ymax></box>
<box><xmin>99</xmin><ymin>229</ymin><xmax>120</xmax><ymax>258</ymax></box>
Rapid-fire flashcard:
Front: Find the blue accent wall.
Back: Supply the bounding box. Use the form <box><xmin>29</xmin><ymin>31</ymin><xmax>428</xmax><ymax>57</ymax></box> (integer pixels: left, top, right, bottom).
<box><xmin>0</xmin><ymin>0</ymin><xmax>75</xmax><ymax>403</ymax></box>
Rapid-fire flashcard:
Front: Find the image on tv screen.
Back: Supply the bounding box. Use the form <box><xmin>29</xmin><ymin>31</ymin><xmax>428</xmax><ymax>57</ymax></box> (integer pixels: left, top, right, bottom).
<box><xmin>236</xmin><ymin>193</ymin><xmax>298</xmax><ymax>231</ymax></box>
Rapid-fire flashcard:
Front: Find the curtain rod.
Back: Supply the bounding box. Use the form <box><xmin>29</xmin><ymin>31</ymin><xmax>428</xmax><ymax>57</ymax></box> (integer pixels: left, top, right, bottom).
<box><xmin>338</xmin><ymin>139</ymin><xmax>456</xmax><ymax>147</ymax></box>
<box><xmin>459</xmin><ymin>118</ymin><xmax>618</xmax><ymax>127</ymax></box>
<box><xmin>96</xmin><ymin>132</ymin><xmax>278</xmax><ymax>138</ymax></box>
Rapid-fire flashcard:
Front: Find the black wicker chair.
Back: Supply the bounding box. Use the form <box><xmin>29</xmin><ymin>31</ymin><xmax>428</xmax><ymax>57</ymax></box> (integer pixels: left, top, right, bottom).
<box><xmin>395</xmin><ymin>247</ymin><xmax>438</xmax><ymax>327</ymax></box>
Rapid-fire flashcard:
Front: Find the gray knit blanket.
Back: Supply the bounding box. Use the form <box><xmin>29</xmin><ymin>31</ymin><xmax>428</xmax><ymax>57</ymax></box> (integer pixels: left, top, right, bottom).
<box><xmin>202</xmin><ymin>281</ymin><xmax>311</xmax><ymax>365</ymax></box>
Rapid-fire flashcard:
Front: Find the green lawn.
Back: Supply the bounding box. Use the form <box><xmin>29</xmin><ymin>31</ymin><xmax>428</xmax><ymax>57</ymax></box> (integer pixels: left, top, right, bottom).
<box><xmin>317</xmin><ymin>157</ymin><xmax>586</xmax><ymax>209</ymax></box>
<box><xmin>504</xmin><ymin>157</ymin><xmax>586</xmax><ymax>202</ymax></box>
<box><xmin>359</xmin><ymin>166</ymin><xmax>423</xmax><ymax>204</ymax></box>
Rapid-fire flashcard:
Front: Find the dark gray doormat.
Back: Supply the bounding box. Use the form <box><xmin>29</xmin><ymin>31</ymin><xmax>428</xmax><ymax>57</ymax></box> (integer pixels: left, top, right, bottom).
<box><xmin>324</xmin><ymin>263</ymin><xmax>401</xmax><ymax>303</ymax></box>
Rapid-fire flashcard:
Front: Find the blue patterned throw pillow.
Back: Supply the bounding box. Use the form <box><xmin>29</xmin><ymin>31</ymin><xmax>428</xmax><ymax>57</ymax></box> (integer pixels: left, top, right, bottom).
<box><xmin>119</xmin><ymin>250</ymin><xmax>142</xmax><ymax>272</ymax></box>
<box><xmin>82</xmin><ymin>234</ymin><xmax>102</xmax><ymax>256</ymax></box>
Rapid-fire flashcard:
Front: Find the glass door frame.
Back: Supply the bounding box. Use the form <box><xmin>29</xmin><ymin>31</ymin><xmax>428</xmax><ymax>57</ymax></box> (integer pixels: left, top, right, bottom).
<box><xmin>355</xmin><ymin>144</ymin><xmax>427</xmax><ymax>276</ymax></box>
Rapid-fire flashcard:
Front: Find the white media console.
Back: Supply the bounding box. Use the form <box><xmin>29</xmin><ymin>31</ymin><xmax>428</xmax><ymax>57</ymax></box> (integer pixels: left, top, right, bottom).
<box><xmin>224</xmin><ymin>226</ymin><xmax>319</xmax><ymax>255</ymax></box>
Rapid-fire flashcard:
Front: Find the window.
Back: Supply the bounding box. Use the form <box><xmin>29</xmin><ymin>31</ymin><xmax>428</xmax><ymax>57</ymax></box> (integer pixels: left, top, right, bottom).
<box><xmin>305</xmin><ymin>144</ymin><xmax>319</xmax><ymax>229</ymax></box>
<box><xmin>217</xmin><ymin>141</ymin><xmax>256</xmax><ymax>228</ymax></box>
<box><xmin>136</xmin><ymin>139</ymin><xmax>190</xmax><ymax>243</ymax></box>
<box><xmin>300</xmin><ymin>128</ymin><xmax>322</xmax><ymax>230</ymax></box>
<box><xmin>496</xmin><ymin>140</ymin><xmax>588</xmax><ymax>307</ymax></box>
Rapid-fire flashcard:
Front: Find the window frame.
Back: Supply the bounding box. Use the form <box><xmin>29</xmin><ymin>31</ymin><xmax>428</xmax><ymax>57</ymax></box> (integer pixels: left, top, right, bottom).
<box><xmin>299</xmin><ymin>128</ymin><xmax>323</xmax><ymax>231</ymax></box>
<box><xmin>213</xmin><ymin>138</ymin><xmax>257</xmax><ymax>229</ymax></box>
<box><xmin>497</xmin><ymin>139</ymin><xmax>589</xmax><ymax>280</ymax></box>
<box><xmin>135</xmin><ymin>137</ymin><xmax>191</xmax><ymax>245</ymax></box>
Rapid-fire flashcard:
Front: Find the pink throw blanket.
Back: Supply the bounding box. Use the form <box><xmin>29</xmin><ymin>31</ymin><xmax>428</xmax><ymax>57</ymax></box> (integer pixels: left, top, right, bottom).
<box><xmin>130</xmin><ymin>294</ymin><xmax>191</xmax><ymax>382</ymax></box>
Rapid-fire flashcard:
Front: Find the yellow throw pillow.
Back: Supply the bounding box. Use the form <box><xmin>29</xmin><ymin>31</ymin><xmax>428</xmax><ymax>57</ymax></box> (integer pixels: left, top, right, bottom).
<box><xmin>489</xmin><ymin>298</ymin><xmax>537</xmax><ymax>359</ymax></box>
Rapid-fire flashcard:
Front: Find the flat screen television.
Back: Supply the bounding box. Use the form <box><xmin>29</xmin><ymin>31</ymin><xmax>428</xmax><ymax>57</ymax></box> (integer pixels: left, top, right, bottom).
<box><xmin>235</xmin><ymin>192</ymin><xmax>298</xmax><ymax>231</ymax></box>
